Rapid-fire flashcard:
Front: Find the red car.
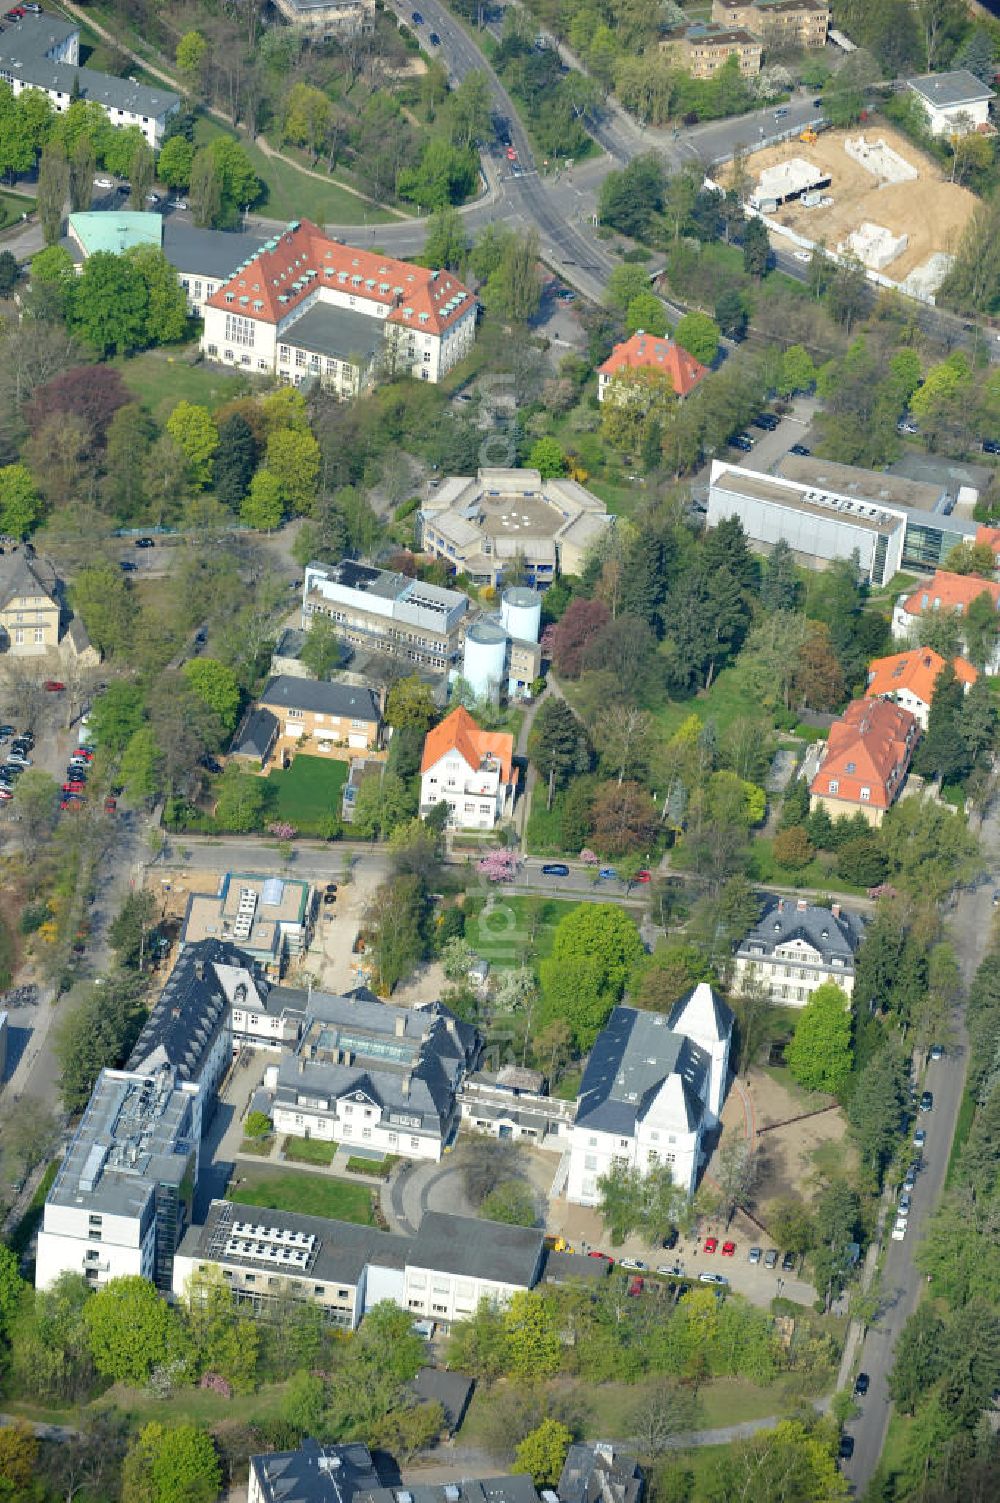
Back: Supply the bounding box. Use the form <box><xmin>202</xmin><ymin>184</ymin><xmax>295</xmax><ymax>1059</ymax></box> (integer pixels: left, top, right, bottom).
<box><xmin>506</xmin><ymin>146</ymin><xmax>516</xmax><ymax>160</ymax></box>
<box><xmin>60</xmin><ymin>798</ymin><xmax>83</xmax><ymax>811</ymax></box>
<box><xmin>0</xmin><ymin>787</ymin><xmax>12</xmax><ymax>801</ymax></box>
<box><xmin>103</xmin><ymin>795</ymin><xmax>117</xmax><ymax>813</ymax></box>
<box><xmin>74</xmin><ymin>747</ymin><xmax>95</xmax><ymax>761</ymax></box>
<box><xmin>636</xmin><ymin>870</ymin><xmax>652</xmax><ymax>883</ymax></box>
<box><xmin>704</xmin><ymin>1237</ymin><xmax>719</xmax><ymax>1254</ymax></box>
<box><xmin>43</xmin><ymin>680</ymin><xmax>65</xmax><ymax>692</ymax></box>
<box><xmin>587</xmin><ymin>1251</ymin><xmax>613</xmax><ymax>1264</ymax></box>
<box><xmin>627</xmin><ymin>1276</ymin><xmax>644</xmax><ymax>1297</ymax></box>
<box><xmin>721</xmin><ymin>1241</ymin><xmax>736</xmax><ymax>1257</ymax></box>
<box><xmin>62</xmin><ymin>782</ymin><xmax>85</xmax><ymax>793</ymax></box>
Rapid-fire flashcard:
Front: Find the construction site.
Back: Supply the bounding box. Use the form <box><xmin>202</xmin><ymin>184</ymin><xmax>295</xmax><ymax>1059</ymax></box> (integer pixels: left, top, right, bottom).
<box><xmin>726</xmin><ymin>121</ymin><xmax>979</xmax><ymax>298</ymax></box>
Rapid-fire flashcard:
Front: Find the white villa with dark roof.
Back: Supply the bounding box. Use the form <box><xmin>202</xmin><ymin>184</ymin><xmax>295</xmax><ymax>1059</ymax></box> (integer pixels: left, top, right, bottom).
<box><xmin>732</xmin><ymin>897</ymin><xmax>864</xmax><ymax>1007</ymax></box>
<box><xmin>566</xmin><ymin>986</ymin><xmax>733</xmax><ymax>1202</ymax></box>
<box><xmin>200</xmin><ymin>219</ymin><xmax>476</xmax><ymax>385</ymax></box>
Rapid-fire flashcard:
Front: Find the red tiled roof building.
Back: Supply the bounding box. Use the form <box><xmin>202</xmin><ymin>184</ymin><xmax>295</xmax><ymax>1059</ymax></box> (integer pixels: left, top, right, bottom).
<box><xmin>809</xmin><ymin>698</ymin><xmax>920</xmax><ymax>826</ymax></box>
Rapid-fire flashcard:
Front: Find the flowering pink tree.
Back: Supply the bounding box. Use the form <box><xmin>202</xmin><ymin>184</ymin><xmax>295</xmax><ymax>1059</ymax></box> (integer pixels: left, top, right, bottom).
<box><xmin>267</xmin><ymin>821</ymin><xmax>298</xmax><ymax>840</ymax></box>
<box><xmin>477</xmin><ymin>850</ymin><xmax>520</xmax><ymax>882</ymax></box>
<box><xmin>579</xmin><ymin>849</ymin><xmax>598</xmax><ymax>865</ymax></box>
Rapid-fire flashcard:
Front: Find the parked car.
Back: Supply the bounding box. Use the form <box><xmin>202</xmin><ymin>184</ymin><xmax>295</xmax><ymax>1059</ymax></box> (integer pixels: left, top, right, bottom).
<box><xmin>721</xmin><ymin>1241</ymin><xmax>736</xmax><ymax>1257</ymax></box>
<box><xmin>731</xmin><ymin>434</ymin><xmax>754</xmax><ymax>452</ymax></box>
<box><xmin>983</xmin><ymin>438</ymin><xmax>1000</xmax><ymax>455</ymax></box>
<box><xmin>919</xmin><ymin>1091</ymin><xmax>933</xmax><ymax>1113</ymax></box>
<box><xmin>913</xmin><ymin>1128</ymin><xmax>926</xmax><ymax>1149</ymax></box>
<box><xmin>429</xmin><ymin>30</ymin><xmax>441</xmax><ymax>44</ymax></box>
<box><xmin>619</xmin><ymin>1257</ymin><xmax>646</xmax><ymax>1271</ymax></box>
<box><xmin>5</xmin><ymin>752</ymin><xmax>29</xmax><ymax>768</ymax></box>
<box><xmin>898</xmin><ymin>1193</ymin><xmax>911</xmax><ymax>1217</ymax></box>
<box><xmin>703</xmin><ymin>1237</ymin><xmax>718</xmax><ymax>1254</ymax></box>
<box><xmin>748</xmin><ymin>1246</ymin><xmax>762</xmax><ymax>1264</ymax></box>
<box><xmin>764</xmin><ymin>1248</ymin><xmax>779</xmax><ymax>1269</ymax></box>
<box><xmin>74</xmin><ymin>747</ymin><xmax>94</xmax><ymax>761</ymax></box>
<box><xmin>322</xmin><ymin>892</ymin><xmax>337</xmax><ymax>906</ymax></box>
<box><xmin>903</xmin><ymin>1165</ymin><xmax>918</xmax><ymax>1192</ymax></box>
<box><xmin>698</xmin><ymin>1271</ymin><xmax>728</xmax><ymax>1286</ymax></box>
<box><xmin>656</xmin><ymin>1263</ymin><xmax>681</xmax><ymax>1277</ymax></box>
<box><xmin>146</xmin><ymin>192</ymin><xmax>161</xmax><ymax>205</ymax></box>
<box><xmin>789</xmin><ymin>443</ymin><xmax>811</xmax><ymax>456</ymax></box>
<box><xmin>103</xmin><ymin>795</ymin><xmax>118</xmax><ymax>813</ymax></box>
<box><xmin>587</xmin><ymin>1251</ymin><xmax>613</xmax><ymax>1263</ymax></box>
<box><xmin>839</xmin><ymin>1435</ymin><xmax>855</xmax><ymax>1460</ymax></box>
<box><xmin>598</xmin><ymin>867</ymin><xmax>617</xmax><ymax>879</ymax></box>
<box><xmin>635</xmin><ymin>869</ymin><xmax>652</xmax><ymax>883</ymax></box>
<box><xmin>752</xmin><ymin>413</ymin><xmax>779</xmax><ymax>431</ymax></box>
<box><xmin>93</xmin><ymin>175</ymin><xmax>114</xmax><ymax>189</ymax></box>
<box><xmin>0</xmin><ymin>787</ymin><xmax>12</xmax><ymax>802</ymax></box>
<box><xmin>43</xmin><ymin>679</ymin><xmax>65</xmax><ymax>691</ymax></box>
<box><xmin>781</xmin><ymin>1251</ymin><xmax>796</xmax><ymax>1272</ymax></box>
<box><xmin>541</xmin><ymin>863</ymin><xmax>569</xmax><ymax>876</ymax></box>
<box><xmin>891</xmin><ymin>1217</ymin><xmax>907</xmax><ymax>1242</ymax></box>
<box><xmin>627</xmin><ymin>1276</ymin><xmax>644</xmax><ymax>1297</ymax></box>
<box><xmin>929</xmin><ymin>1043</ymin><xmax>944</xmax><ymax>1060</ymax></box>
<box><xmin>411</xmin><ymin>9</ymin><xmax>423</xmax><ymax>20</ymax></box>
<box><xmin>170</xmin><ymin>198</ymin><xmax>189</xmax><ymax>210</ymax></box>
<box><xmin>119</xmin><ymin>560</ymin><xmax>137</xmax><ymax>572</ymax></box>
<box><xmin>135</xmin><ymin>536</ymin><xmax>155</xmax><ymax>548</ymax></box>
<box><xmin>854</xmin><ymin>1372</ymin><xmax>870</xmax><ymax>1397</ymax></box>
<box><xmin>661</xmin><ymin>1228</ymin><xmax>678</xmax><ymax>1250</ymax></box>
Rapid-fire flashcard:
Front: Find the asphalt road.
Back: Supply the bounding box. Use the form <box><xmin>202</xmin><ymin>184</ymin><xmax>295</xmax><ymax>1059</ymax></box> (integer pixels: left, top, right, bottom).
<box><xmin>841</xmin><ymin>804</ymin><xmax>1000</xmax><ymax>1490</ymax></box>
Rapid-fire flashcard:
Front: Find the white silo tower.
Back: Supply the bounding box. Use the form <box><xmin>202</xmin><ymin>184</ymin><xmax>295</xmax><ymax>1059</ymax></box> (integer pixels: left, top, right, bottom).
<box><xmin>462</xmin><ymin>619</ymin><xmax>508</xmax><ymax>700</ymax></box>
<box><xmin>500</xmin><ymin>587</ymin><xmax>541</xmax><ymax>644</ymax></box>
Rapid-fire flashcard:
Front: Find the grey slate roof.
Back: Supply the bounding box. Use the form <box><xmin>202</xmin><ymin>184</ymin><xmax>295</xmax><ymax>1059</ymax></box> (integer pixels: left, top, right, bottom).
<box><xmin>284</xmin><ymin>302</ymin><xmax>384</xmax><ymax>362</ymax></box>
<box><xmin>574</xmin><ymin>1007</ymin><xmax>710</xmax><ymax>1136</ymax></box>
<box><xmin>127</xmin><ymin>939</ymin><xmax>244</xmax><ymax>1085</ymax></box>
<box><xmin>260</xmin><ymin>674</ymin><xmax>381</xmax><ymax>722</ymax></box>
<box><xmin>559</xmin><ymin>1445</ymin><xmax>643</xmax><ymax>1503</ymax></box>
<box><xmin>0</xmin><ymin>16</ymin><xmax>178</xmax><ymax>119</ymax></box>
<box><xmin>231</xmin><ymin>706</ymin><xmax>279</xmax><ymax>760</ymax></box>
<box><xmin>907</xmin><ymin>69</ymin><xmax>995</xmax><ymax>108</ymax></box>
<box><xmin>176</xmin><ymin>1199</ymin><xmax>410</xmax><ymax>1290</ymax></box>
<box><xmin>275</xmin><ymin>995</ymin><xmax>480</xmax><ymax>1136</ymax></box>
<box><xmin>0</xmin><ymin>549</ymin><xmax>58</xmax><ymax>611</ymax></box>
<box><xmin>543</xmin><ymin>1250</ymin><xmax>612</xmax><ymax>1286</ymax></box>
<box><xmin>666</xmin><ymin>982</ymin><xmax>733</xmax><ymax>1043</ymax></box>
<box><xmin>250</xmin><ymin>1439</ymin><xmax>541</xmax><ymax>1503</ymax></box>
<box><xmin>410</xmin><ymin>1365</ymin><xmax>474</xmax><ymax>1432</ymax></box>
<box><xmin>407</xmin><ymin>1210</ymin><xmax>543</xmax><ymax>1286</ymax></box>
<box><xmin>162</xmin><ymin>220</ymin><xmax>267</xmax><ymax>280</ymax></box>
<box><xmin>736</xmin><ymin>897</ymin><xmax>864</xmax><ymax>967</ymax></box>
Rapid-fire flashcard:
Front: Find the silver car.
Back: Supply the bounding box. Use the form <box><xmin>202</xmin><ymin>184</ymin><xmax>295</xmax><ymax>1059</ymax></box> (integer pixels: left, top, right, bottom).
<box><xmin>748</xmin><ymin>1246</ymin><xmax>762</xmax><ymax>1265</ymax></box>
<box><xmin>898</xmin><ymin>1194</ymin><xmax>911</xmax><ymax>1218</ymax></box>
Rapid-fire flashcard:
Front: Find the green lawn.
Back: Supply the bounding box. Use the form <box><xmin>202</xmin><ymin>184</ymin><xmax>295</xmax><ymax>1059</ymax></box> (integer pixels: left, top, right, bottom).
<box><xmin>266</xmin><ymin>755</ymin><xmax>348</xmax><ymax>830</ymax></box>
<box><xmin>745</xmin><ymin>836</ymin><xmax>866</xmax><ymax>896</ymax></box>
<box><xmin>283</xmin><ymin>1135</ymin><xmax>337</xmax><ymax>1166</ymax></box>
<box><xmin>463</xmin><ymin>894</ymin><xmax>589</xmax><ymax>969</ymax></box>
<box><xmin>649</xmin><ymin>665</ymin><xmax>771</xmax><ymax>741</ymax></box>
<box><xmin>226</xmin><ymin>1165</ymin><xmax>376</xmax><ymax>1224</ymax></box>
<box><xmin>113</xmin><ymin>348</ymin><xmax>251</xmax><ymax>418</ymax></box>
<box><xmin>0</xmin><ymin>188</ymin><xmax>33</xmax><ymax>233</ymax></box>
<box><xmin>944</xmin><ymin>1089</ymin><xmax>975</xmax><ymax>1189</ymax></box>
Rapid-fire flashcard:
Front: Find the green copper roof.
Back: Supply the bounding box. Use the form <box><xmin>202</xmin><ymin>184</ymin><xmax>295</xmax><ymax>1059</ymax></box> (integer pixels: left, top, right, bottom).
<box><xmin>68</xmin><ymin>211</ymin><xmax>163</xmax><ymax>257</ymax></box>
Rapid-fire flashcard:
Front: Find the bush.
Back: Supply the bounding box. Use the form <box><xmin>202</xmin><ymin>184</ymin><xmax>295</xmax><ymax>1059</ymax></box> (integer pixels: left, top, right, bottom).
<box><xmin>773</xmin><ymin>826</ymin><xmax>815</xmax><ymax>871</ymax></box>
<box><xmin>244</xmin><ymin>1110</ymin><xmax>272</xmax><ymax>1140</ymax></box>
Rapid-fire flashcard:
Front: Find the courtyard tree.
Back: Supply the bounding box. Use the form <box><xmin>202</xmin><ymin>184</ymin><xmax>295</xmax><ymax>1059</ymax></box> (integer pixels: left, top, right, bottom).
<box><xmin>786</xmin><ymin>983</ymin><xmax>853</xmax><ymax>1096</ymax></box>
<box><xmin>121</xmin><ymin>1421</ymin><xmax>221</xmax><ymax>1503</ymax></box>
<box><xmin>538</xmin><ymin>904</ymin><xmax>644</xmax><ymax>1049</ymax></box>
<box><xmin>84</xmin><ymin>1277</ymin><xmax>180</xmax><ymax>1387</ymax></box>
<box><xmin>514</xmin><ymin>1419</ymin><xmax>573</xmax><ymax>1487</ymax></box>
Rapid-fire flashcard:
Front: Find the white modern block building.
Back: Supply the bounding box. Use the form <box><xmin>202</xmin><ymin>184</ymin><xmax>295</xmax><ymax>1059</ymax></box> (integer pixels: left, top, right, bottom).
<box><xmin>36</xmin><ymin>1066</ymin><xmax>199</xmax><ymax>1292</ymax></box>
<box><xmin>201</xmin><ymin>219</ymin><xmax>476</xmax><ymax>385</ymax></box>
<box><xmin>906</xmin><ymin>69</ymin><xmax>995</xmax><ymax>136</ymax></box>
<box><xmin>401</xmin><ymin>1211</ymin><xmax>544</xmax><ymax>1325</ymax></box>
<box><xmin>0</xmin><ymin>15</ymin><xmax>178</xmax><ymax>147</ymax></box>
<box><xmin>567</xmin><ymin>986</ymin><xmax>733</xmax><ymax>1203</ymax></box>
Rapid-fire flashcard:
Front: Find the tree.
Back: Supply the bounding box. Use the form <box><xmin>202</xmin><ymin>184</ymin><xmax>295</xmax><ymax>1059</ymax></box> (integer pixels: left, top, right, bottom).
<box><xmin>589</xmin><ymin>779</ymin><xmax>657</xmax><ymax>856</ymax></box>
<box><xmin>786</xmin><ymin>983</ymin><xmax>852</xmax><ymax>1095</ymax></box>
<box><xmin>70</xmin><ymin>561</ymin><xmax>136</xmax><ymax>658</ymax></box>
<box><xmin>84</xmin><ymin>1276</ymin><xmax>178</xmax><ymax>1387</ymax></box>
<box><xmin>606</xmin><ymin>264</ymin><xmax>652</xmax><ymax>313</ymax></box>
<box><xmin>108</xmin><ymin>891</ymin><xmax>159</xmax><ymax>971</ymax></box>
<box><xmin>128</xmin><ymin>245</ymin><xmax>188</xmax><ymax>345</ymax></box>
<box><xmin>211</xmin><ymin>414</ymin><xmax>256</xmax><ymax>511</ymax></box>
<box><xmin>71</xmin><ymin>251</ymin><xmax>149</xmax><ymax>356</ymax></box>
<box><xmin>364</xmin><ymin>874</ymin><xmax>429</xmax><ymax>991</ymax></box>
<box><xmin>482</xmin><ymin>229</ymin><xmax>542</xmax><ymax>324</ymax></box>
<box><xmin>299</xmin><ymin>614</ymin><xmax>343</xmax><ymax>680</ymax></box>
<box><xmin>68</xmin><ymin>132</ymin><xmax>96</xmax><ymax>214</ymax></box>
<box><xmin>0</xmin><ymin>462</ymin><xmax>43</xmax><ymax>538</ymax></box>
<box><xmin>742</xmin><ymin>216</ymin><xmax>771</xmax><ymax>278</ymax></box>
<box><xmin>714</xmin><ymin>287</ymin><xmax>748</xmax><ymax>341</ymax></box>
<box><xmin>182</xmin><ymin>658</ymin><xmax>241</xmax><ymax>733</ymax></box>
<box><xmin>176</xmin><ymin>29</ymin><xmax>208</xmax><ymax>97</ymax></box>
<box><xmin>713</xmin><ymin>1138</ymin><xmax>759</xmax><ymax>1227</ymax></box>
<box><xmin>827</xmin><ymin>255</ymin><xmax>868</xmax><ymax>333</ymax></box>
<box><xmin>385</xmin><ymin>675</ymin><xmax>438</xmax><ymax>732</ymax></box>
<box><xmin>599</xmin><ymin>153</ymin><xmax>665</xmax><ymax>239</ymax></box>
<box><xmin>283</xmin><ymin>83</ymin><xmax>332</xmax><ymax>161</ymax></box>
<box><xmin>265</xmin><ymin>426</ymin><xmax>321</xmax><ymax>515</ymax></box>
<box><xmin>423</xmin><ymin>205</ymin><xmax>467</xmax><ymax>271</ymax></box>
<box><xmin>538</xmin><ymin>903</ymin><xmax>644</xmax><ymax>1049</ymax></box>
<box><xmin>547</xmin><ymin>597</ymin><xmax>611</xmax><ymax>678</ymax></box>
<box><xmin>768</xmin><ymin>1197</ymin><xmax>813</xmax><ymax>1257</ymax></box>
<box><xmin>166</xmin><ymin>402</ymin><xmax>218</xmax><ymax>489</ymax></box>
<box><xmin>449</xmin><ymin>69</ymin><xmax>492</xmax><ymax>147</ymax></box>
<box><xmin>847</xmin><ymin>1045</ymin><xmax>909</xmax><ymax>1184</ymax></box>
<box><xmin>399</xmin><ymin>137</ymin><xmax>478</xmax><ymax>210</ymax></box>
<box><xmin>626</xmin><ymin>291</ymin><xmax>668</xmax><ymax>336</ymax></box>
<box><xmin>673</xmin><ymin>311</ymin><xmax>719</xmax><ymax>366</ymax></box>
<box><xmin>760</xmin><ymin>539</ymin><xmax>800</xmax><ymax>612</ymax></box>
<box><xmin>528</xmin><ymin>436</ymin><xmax>567</xmax><ymax>478</ymax></box>
<box><xmin>773</xmin><ymin>826</ymin><xmax>814</xmax><ymax>870</ymax></box>
<box><xmin>528</xmin><ymin>698</ymin><xmax>591</xmax><ymax>808</ymax></box>
<box><xmin>710</xmin><ymin>1419</ymin><xmax>847</xmax><ymax>1502</ymax></box>
<box><xmin>514</xmin><ymin>1419</ymin><xmax>573</xmax><ymax>1487</ymax></box>
<box><xmin>36</xmin><ymin>142</ymin><xmax>69</xmax><ymax>246</ymax></box>
<box><xmin>241</xmin><ymin>469</ymin><xmax>285</xmax><ymax>531</ymax></box>
<box><xmin>89</xmin><ymin>681</ymin><xmax>146</xmax><ymax>753</ymax></box>
<box><xmin>122</xmin><ymin>1422</ymin><xmax>221</xmax><ymax>1503</ymax></box>
<box><xmin>214</xmin><ymin>766</ymin><xmax>267</xmax><ymax>833</ymax></box>
<box><xmin>128</xmin><ymin>140</ymin><xmax>154</xmax><ymax>210</ymax></box>
<box><xmin>481</xmin><ymin>1180</ymin><xmax>538</xmax><ymax>1226</ymax></box>
<box><xmin>0</xmin><ymin>1421</ymin><xmax>39</xmax><ymax>1502</ymax></box>
<box><xmin>631</xmin><ymin>1384</ymin><xmax>699</xmax><ymax>1461</ymax></box>
<box><xmin>794</xmin><ymin>623</ymin><xmax>845</xmax><ymax>711</ymax></box>
<box><xmin>780</xmin><ymin>344</ymin><xmax>817</xmax><ymax>396</ymax></box>
<box><xmin>502</xmin><ymin>1290</ymin><xmax>561</xmax><ymax>1380</ymax></box>
<box><xmin>158</xmin><ymin>135</ymin><xmax>195</xmax><ymax>189</ymax></box>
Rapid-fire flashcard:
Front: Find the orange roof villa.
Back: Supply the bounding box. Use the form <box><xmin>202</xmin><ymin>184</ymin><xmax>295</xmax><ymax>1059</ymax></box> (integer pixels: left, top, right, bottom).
<box><xmin>597</xmin><ymin>333</ymin><xmax>709</xmax><ymax>403</ymax></box>
<box><xmin>809</xmin><ymin>699</ymin><xmax>919</xmax><ymax>826</ymax></box>
<box><xmin>865</xmin><ymin>648</ymin><xmax>977</xmax><ymax>730</ymax></box>
<box><xmin>419</xmin><ymin>707</ymin><xmax>515</xmax><ymax>832</ymax></box>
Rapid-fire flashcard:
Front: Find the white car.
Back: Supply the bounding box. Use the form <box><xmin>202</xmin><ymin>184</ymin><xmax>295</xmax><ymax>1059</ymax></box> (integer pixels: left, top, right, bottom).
<box><xmin>898</xmin><ymin>1194</ymin><xmax>911</xmax><ymax>1218</ymax></box>
<box><xmin>170</xmin><ymin>198</ymin><xmax>189</xmax><ymax>210</ymax></box>
<box><xmin>93</xmin><ymin>176</ymin><xmax>114</xmax><ymax>189</ymax></box>
<box><xmin>793</xmin><ymin>250</ymin><xmax>811</xmax><ymax>263</ymax></box>
<box><xmin>891</xmin><ymin>1217</ymin><xmax>907</xmax><ymax>1242</ymax></box>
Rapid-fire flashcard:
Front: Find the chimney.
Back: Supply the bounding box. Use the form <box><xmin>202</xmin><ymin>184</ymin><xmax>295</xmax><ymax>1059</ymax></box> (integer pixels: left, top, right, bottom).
<box><xmin>777</xmin><ymin>898</ymin><xmax>784</xmax><ymax>913</ymax></box>
<box><xmin>395</xmin><ymin>1014</ymin><xmax>406</xmax><ymax>1038</ymax></box>
<box><xmin>194</xmin><ymin>961</ymin><xmax>205</xmax><ymax>981</ymax></box>
<box><xmin>796</xmin><ymin>899</ymin><xmax>807</xmax><ymax>911</ymax></box>
<box><xmin>831</xmin><ymin>902</ymin><xmax>841</xmax><ymax>919</ymax></box>
<box><xmin>401</xmin><ymin>1072</ymin><xmax>411</xmax><ymax>1098</ymax></box>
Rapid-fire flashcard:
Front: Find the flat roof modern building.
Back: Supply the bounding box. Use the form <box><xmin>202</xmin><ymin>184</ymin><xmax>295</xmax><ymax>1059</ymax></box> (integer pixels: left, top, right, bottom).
<box><xmin>707</xmin><ymin>460</ymin><xmax>907</xmax><ymax>584</ymax></box>
<box><xmin>302</xmin><ymin>559</ymin><xmax>472</xmax><ymax>672</ymax></box>
<box><xmin>180</xmin><ymin>874</ymin><xmax>314</xmax><ymax>980</ymax></box>
<box><xmin>36</xmin><ymin>1066</ymin><xmax>198</xmax><ymax>1292</ymax></box>
<box><xmin>272</xmin><ymin>0</ymin><xmax>375</xmax><ymax>36</ymax></box>
<box><xmin>421</xmin><ymin>468</ymin><xmax>613</xmax><ymax>588</ymax></box>
<box><xmin>906</xmin><ymin>69</ymin><xmax>995</xmax><ymax>135</ymax></box>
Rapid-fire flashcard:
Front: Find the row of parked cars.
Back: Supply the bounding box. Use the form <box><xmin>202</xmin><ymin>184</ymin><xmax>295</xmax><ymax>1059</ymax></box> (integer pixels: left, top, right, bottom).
<box><xmin>0</xmin><ymin>725</ymin><xmax>35</xmax><ymax>802</ymax></box>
